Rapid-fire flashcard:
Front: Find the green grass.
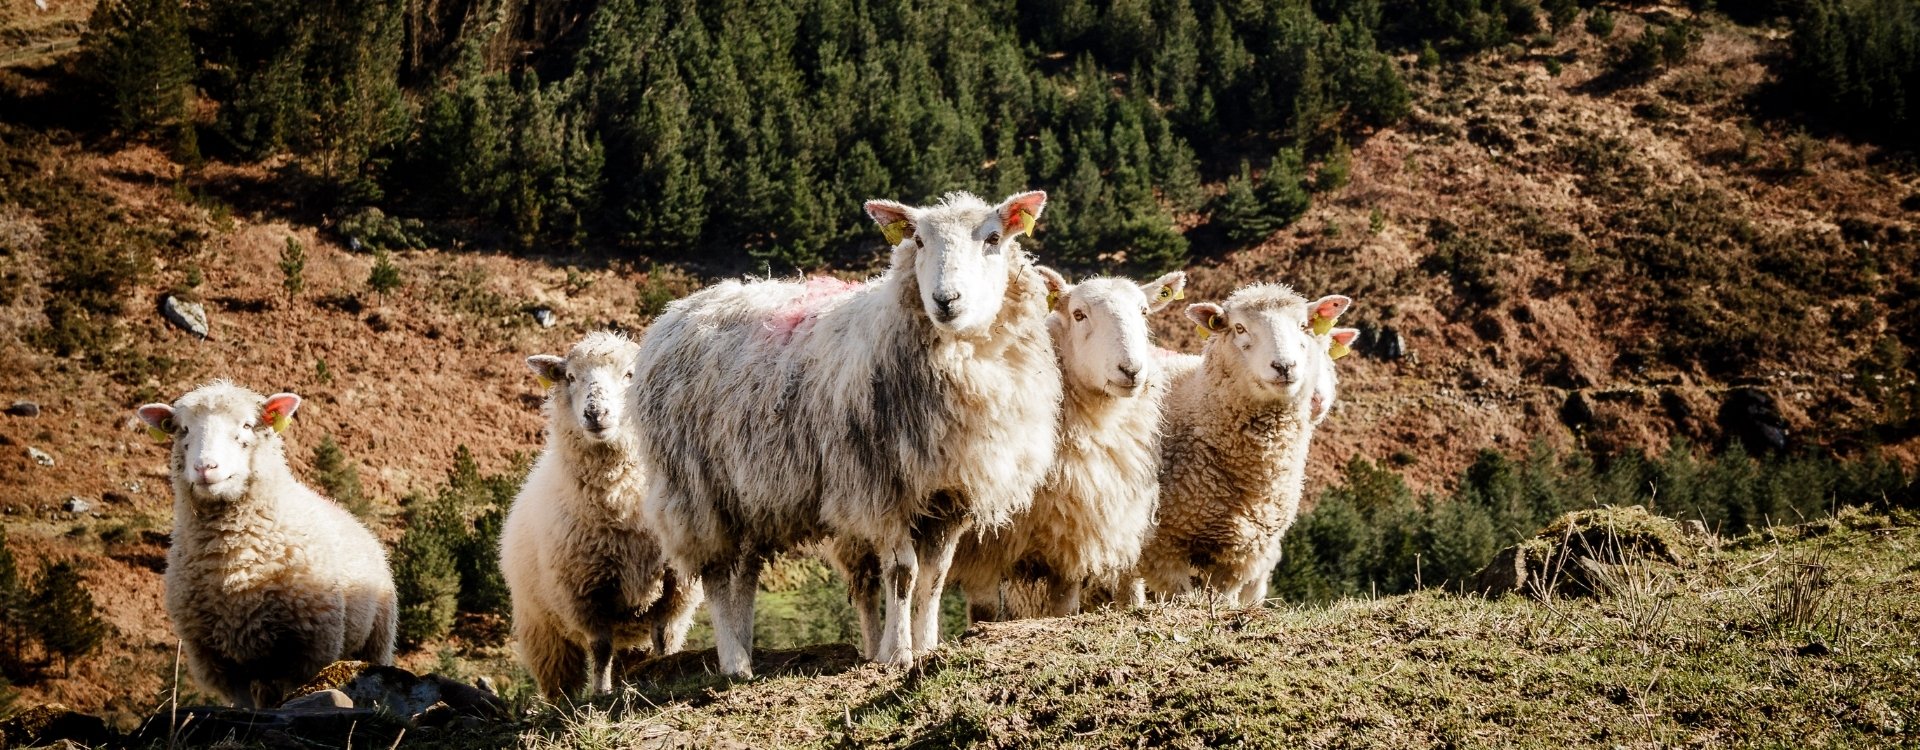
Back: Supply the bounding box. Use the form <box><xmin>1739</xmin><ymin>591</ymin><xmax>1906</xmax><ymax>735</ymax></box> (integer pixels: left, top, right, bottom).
<box><xmin>393</xmin><ymin>506</ymin><xmax>1920</xmax><ymax>749</ymax></box>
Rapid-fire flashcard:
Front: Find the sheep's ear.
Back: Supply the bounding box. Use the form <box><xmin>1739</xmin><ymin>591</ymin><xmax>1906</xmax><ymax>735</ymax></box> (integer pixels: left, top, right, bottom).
<box><xmin>1185</xmin><ymin>302</ymin><xmax>1227</xmax><ymax>340</ymax></box>
<box><xmin>261</xmin><ymin>393</ymin><xmax>301</xmax><ymax>433</ymax></box>
<box><xmin>137</xmin><ymin>404</ymin><xmax>176</xmax><ymax>442</ymax></box>
<box><xmin>526</xmin><ymin>355</ymin><xmax>566</xmax><ymax>389</ymax></box>
<box><xmin>1142</xmin><ymin>271</ymin><xmax>1188</xmax><ymax>312</ymax></box>
<box><xmin>864</xmin><ymin>200</ymin><xmax>915</xmax><ymax>245</ymax></box>
<box><xmin>995</xmin><ymin>190</ymin><xmax>1047</xmax><ymax>237</ymax></box>
<box><xmin>1307</xmin><ymin>294</ymin><xmax>1353</xmax><ymax>335</ymax></box>
<box><xmin>1036</xmin><ymin>266</ymin><xmax>1069</xmax><ymax>310</ymax></box>
<box><xmin>1328</xmin><ymin>327</ymin><xmax>1360</xmax><ymax>360</ymax></box>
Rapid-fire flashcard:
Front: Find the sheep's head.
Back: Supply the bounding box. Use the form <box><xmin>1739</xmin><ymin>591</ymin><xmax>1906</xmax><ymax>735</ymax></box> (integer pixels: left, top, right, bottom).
<box><xmin>1040</xmin><ymin>267</ymin><xmax>1187</xmax><ymax>397</ymax></box>
<box><xmin>865</xmin><ymin>190</ymin><xmax>1047</xmax><ymax>335</ymax></box>
<box><xmin>528</xmin><ymin>330</ymin><xmax>639</xmax><ymax>444</ymax></box>
<box><xmin>1185</xmin><ymin>284</ymin><xmax>1351</xmax><ymax>403</ymax></box>
<box><xmin>137</xmin><ymin>381</ymin><xmax>300</xmax><ymax>502</ymax></box>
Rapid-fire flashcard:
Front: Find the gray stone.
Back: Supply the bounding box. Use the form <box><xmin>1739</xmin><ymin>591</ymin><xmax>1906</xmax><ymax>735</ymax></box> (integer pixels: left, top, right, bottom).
<box><xmin>162</xmin><ymin>295</ymin><xmax>211</xmax><ymax>339</ymax></box>
<box><xmin>1376</xmin><ymin>326</ymin><xmax>1406</xmax><ymax>359</ymax></box>
<box><xmin>27</xmin><ymin>446</ymin><xmax>52</xmax><ymax>466</ymax></box>
<box><xmin>61</xmin><ymin>497</ymin><xmax>91</xmax><ymax>514</ymax></box>
<box><xmin>473</xmin><ymin>675</ymin><xmax>497</xmax><ymax>695</ymax></box>
<box><xmin>532</xmin><ymin>306</ymin><xmax>556</xmax><ymax>328</ymax></box>
<box><xmin>5</xmin><ymin>401</ymin><xmax>39</xmax><ymax>417</ymax></box>
<box><xmin>280</xmin><ymin>689</ymin><xmax>353</xmax><ymax>710</ymax></box>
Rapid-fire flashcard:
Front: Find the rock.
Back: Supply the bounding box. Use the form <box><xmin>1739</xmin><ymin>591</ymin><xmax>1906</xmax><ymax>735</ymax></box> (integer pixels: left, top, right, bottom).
<box><xmin>292</xmin><ymin>661</ymin><xmax>507</xmax><ymax>722</ymax></box>
<box><xmin>1375</xmin><ymin>326</ymin><xmax>1407</xmax><ymax>359</ymax></box>
<box><xmin>1718</xmin><ymin>387</ymin><xmax>1788</xmax><ymax>455</ymax></box>
<box><xmin>0</xmin><ymin>704</ymin><xmax>115</xmax><ymax>748</ymax></box>
<box><xmin>61</xmin><ymin>496</ymin><xmax>92</xmax><ymax>514</ymax></box>
<box><xmin>135</xmin><ymin>705</ymin><xmax>395</xmax><ymax>748</ymax></box>
<box><xmin>282</xmin><ymin>689</ymin><xmax>354</xmax><ymax>710</ymax></box>
<box><xmin>532</xmin><ymin>306</ymin><xmax>556</xmax><ymax>328</ymax></box>
<box><xmin>5</xmin><ymin>400</ymin><xmax>39</xmax><ymax>417</ymax></box>
<box><xmin>473</xmin><ymin>675</ymin><xmax>497</xmax><ymax>695</ymax></box>
<box><xmin>162</xmin><ymin>295</ymin><xmax>211</xmax><ymax>339</ymax></box>
<box><xmin>27</xmin><ymin>446</ymin><xmax>53</xmax><ymax>466</ymax></box>
<box><xmin>1471</xmin><ymin>506</ymin><xmax>1695</xmax><ymax>599</ymax></box>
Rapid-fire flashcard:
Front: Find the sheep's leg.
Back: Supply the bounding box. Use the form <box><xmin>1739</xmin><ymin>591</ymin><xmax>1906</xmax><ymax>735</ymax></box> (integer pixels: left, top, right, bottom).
<box><xmin>833</xmin><ymin>542</ymin><xmax>884</xmax><ymax>660</ymax></box>
<box><xmin>965</xmin><ymin>582</ymin><xmax>1000</xmax><ymax>624</ymax></box>
<box><xmin>910</xmin><ymin>519</ymin><xmax>969</xmax><ymax>656</ymax></box>
<box><xmin>651</xmin><ymin>570</ymin><xmax>698</xmax><ymax>656</ymax></box>
<box><xmin>587</xmin><ymin>629</ymin><xmax>616</xmax><ymax>696</ymax></box>
<box><xmin>360</xmin><ymin>592</ymin><xmax>398</xmax><ymax>665</ymax></box>
<box><xmin>517</xmin><ymin>614</ymin><xmax>586</xmax><ymax>700</ymax></box>
<box><xmin>1123</xmin><ymin>576</ymin><xmax>1148</xmax><ymax>608</ymax></box>
<box><xmin>704</xmin><ymin>558</ymin><xmax>761</xmax><ymax>678</ymax></box>
<box><xmin>872</xmin><ymin>537</ymin><xmax>918</xmax><ymax>668</ymax></box>
<box><xmin>1045</xmin><ymin>576</ymin><xmax>1083</xmax><ymax>618</ymax></box>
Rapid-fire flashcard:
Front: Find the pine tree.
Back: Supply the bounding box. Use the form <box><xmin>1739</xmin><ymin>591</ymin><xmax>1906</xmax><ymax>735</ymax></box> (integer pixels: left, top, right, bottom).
<box><xmin>1214</xmin><ymin>161</ymin><xmax>1271</xmax><ymax>245</ymax></box>
<box><xmin>1260</xmin><ymin>147</ymin><xmax>1313</xmax><ymax>226</ymax></box>
<box><xmin>0</xmin><ymin>525</ymin><xmax>25</xmax><ymax>670</ymax></box>
<box><xmin>367</xmin><ymin>248</ymin><xmax>401</xmax><ymax>304</ymax></box>
<box><xmin>278</xmin><ymin>236</ymin><xmax>306</xmax><ymax>301</ymax></box>
<box><xmin>81</xmin><ymin>0</ymin><xmax>195</xmax><ymax>141</ymax></box>
<box><xmin>27</xmin><ymin>561</ymin><xmax>109</xmax><ymax>677</ymax></box>
<box><xmin>312</xmin><ymin>434</ymin><xmax>369</xmax><ymax>519</ymax></box>
<box><xmin>1316</xmin><ymin>139</ymin><xmax>1353</xmax><ymax>193</ymax></box>
<box><xmin>393</xmin><ymin>491</ymin><xmax>461</xmax><ymax>645</ymax></box>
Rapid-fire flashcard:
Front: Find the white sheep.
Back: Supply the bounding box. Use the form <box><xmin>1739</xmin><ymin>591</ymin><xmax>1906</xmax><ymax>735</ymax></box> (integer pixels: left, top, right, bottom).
<box><xmin>949</xmin><ymin>267</ymin><xmax>1187</xmax><ymax>621</ymax></box>
<box><xmin>631</xmin><ymin>191</ymin><xmax>1062</xmax><ymax>677</ymax></box>
<box><xmin>499</xmin><ymin>331</ymin><xmax>702</xmax><ymax>699</ymax></box>
<box><xmin>1135</xmin><ymin>284</ymin><xmax>1354</xmax><ymax>606</ymax></box>
<box><xmin>136</xmin><ymin>382</ymin><xmax>396</xmax><ymax>708</ymax></box>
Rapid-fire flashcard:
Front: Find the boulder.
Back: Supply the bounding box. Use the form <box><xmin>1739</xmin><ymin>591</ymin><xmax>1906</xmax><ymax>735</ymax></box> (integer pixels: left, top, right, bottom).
<box><xmin>5</xmin><ymin>401</ymin><xmax>39</xmax><ymax>417</ymax></box>
<box><xmin>281</xmin><ymin>689</ymin><xmax>353</xmax><ymax>710</ymax></box>
<box><xmin>0</xmin><ymin>704</ymin><xmax>114</xmax><ymax>748</ymax></box>
<box><xmin>532</xmin><ymin>306</ymin><xmax>556</xmax><ymax>328</ymax></box>
<box><xmin>1471</xmin><ymin>505</ymin><xmax>1695</xmax><ymax>599</ymax></box>
<box><xmin>289</xmin><ymin>661</ymin><xmax>507</xmax><ymax>722</ymax></box>
<box><xmin>1718</xmin><ymin>387</ymin><xmax>1788</xmax><ymax>454</ymax></box>
<box><xmin>162</xmin><ymin>295</ymin><xmax>211</xmax><ymax>339</ymax></box>
<box><xmin>61</xmin><ymin>496</ymin><xmax>91</xmax><ymax>514</ymax></box>
<box><xmin>27</xmin><ymin>446</ymin><xmax>52</xmax><ymax>466</ymax></box>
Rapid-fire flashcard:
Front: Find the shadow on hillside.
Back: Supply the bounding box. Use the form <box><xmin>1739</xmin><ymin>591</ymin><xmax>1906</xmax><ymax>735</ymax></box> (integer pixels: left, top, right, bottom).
<box><xmin>622</xmin><ymin>643</ymin><xmax>863</xmax><ymax>705</ymax></box>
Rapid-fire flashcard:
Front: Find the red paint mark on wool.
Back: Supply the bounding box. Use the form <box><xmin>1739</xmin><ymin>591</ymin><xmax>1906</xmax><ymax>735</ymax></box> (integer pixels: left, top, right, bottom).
<box><xmin>762</xmin><ymin>276</ymin><xmax>865</xmax><ymax>344</ymax></box>
<box><xmin>1152</xmin><ymin>346</ymin><xmax>1186</xmax><ymax>360</ymax></box>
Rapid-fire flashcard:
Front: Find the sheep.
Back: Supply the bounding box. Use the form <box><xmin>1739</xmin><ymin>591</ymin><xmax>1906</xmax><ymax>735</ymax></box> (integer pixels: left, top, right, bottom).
<box><xmin>135</xmin><ymin>382</ymin><xmax>396</xmax><ymax>709</ymax></box>
<box><xmin>948</xmin><ymin>267</ymin><xmax>1188</xmax><ymax>621</ymax></box>
<box><xmin>499</xmin><ymin>331</ymin><xmax>702</xmax><ymax>699</ymax></box>
<box><xmin>1135</xmin><ymin>284</ymin><xmax>1354</xmax><ymax>606</ymax></box>
<box><xmin>631</xmin><ymin>191</ymin><xmax>1062</xmax><ymax>677</ymax></box>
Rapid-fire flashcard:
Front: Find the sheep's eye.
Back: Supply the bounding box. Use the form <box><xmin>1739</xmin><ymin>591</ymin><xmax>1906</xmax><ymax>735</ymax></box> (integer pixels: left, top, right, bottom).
<box><xmin>913</xmin><ymin>236</ymin><xmax>925</xmax><ymax>248</ymax></box>
<box><xmin>985</xmin><ymin>232</ymin><xmax>1002</xmax><ymax>245</ymax></box>
<box><xmin>1072</xmin><ymin>310</ymin><xmax>1087</xmax><ymax>322</ymax></box>
<box><xmin>624</xmin><ymin>370</ymin><xmax>634</xmax><ymax>380</ymax></box>
<box><xmin>1234</xmin><ymin>324</ymin><xmax>1248</xmax><ymax>335</ymax></box>
<box><xmin>565</xmin><ymin>372</ymin><xmax>577</xmax><ymax>383</ymax></box>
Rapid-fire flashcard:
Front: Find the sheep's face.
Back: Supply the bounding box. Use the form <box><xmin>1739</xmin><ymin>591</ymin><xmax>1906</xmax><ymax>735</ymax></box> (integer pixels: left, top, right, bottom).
<box><xmin>529</xmin><ymin>331</ymin><xmax>640</xmax><ymax>444</ymax></box>
<box><xmin>1187</xmin><ymin>286</ymin><xmax>1351</xmax><ymax>403</ymax></box>
<box><xmin>1041</xmin><ymin>268</ymin><xmax>1187</xmax><ymax>397</ymax></box>
<box><xmin>137</xmin><ymin>383</ymin><xmax>300</xmax><ymax>502</ymax></box>
<box><xmin>866</xmin><ymin>191</ymin><xmax>1048</xmax><ymax>335</ymax></box>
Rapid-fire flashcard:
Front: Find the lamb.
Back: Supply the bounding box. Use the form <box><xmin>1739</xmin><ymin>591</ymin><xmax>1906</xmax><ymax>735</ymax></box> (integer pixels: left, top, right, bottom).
<box><xmin>949</xmin><ymin>267</ymin><xmax>1187</xmax><ymax>621</ymax></box>
<box><xmin>499</xmin><ymin>331</ymin><xmax>701</xmax><ymax>699</ymax></box>
<box><xmin>1135</xmin><ymin>284</ymin><xmax>1354</xmax><ymax>606</ymax></box>
<box><xmin>136</xmin><ymin>382</ymin><xmax>396</xmax><ymax>708</ymax></box>
<box><xmin>631</xmin><ymin>191</ymin><xmax>1062</xmax><ymax>677</ymax></box>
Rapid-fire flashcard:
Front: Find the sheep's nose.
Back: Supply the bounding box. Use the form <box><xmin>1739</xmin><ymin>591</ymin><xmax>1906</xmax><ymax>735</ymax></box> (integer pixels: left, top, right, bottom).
<box><xmin>1117</xmin><ymin>363</ymin><xmax>1140</xmax><ymax>385</ymax></box>
<box><xmin>1271</xmin><ymin>361</ymin><xmax>1295</xmax><ymax>381</ymax></box>
<box><xmin>194</xmin><ymin>461</ymin><xmax>222</xmax><ymax>482</ymax></box>
<box><xmin>932</xmin><ymin>290</ymin><xmax>962</xmax><ymax>319</ymax></box>
<box><xmin>583</xmin><ymin>409</ymin><xmax>606</xmax><ymax>431</ymax></box>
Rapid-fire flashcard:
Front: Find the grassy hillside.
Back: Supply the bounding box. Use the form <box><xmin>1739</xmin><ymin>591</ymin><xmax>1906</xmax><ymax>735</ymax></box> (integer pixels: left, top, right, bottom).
<box><xmin>410</xmin><ymin>506</ymin><xmax>1920</xmax><ymax>748</ymax></box>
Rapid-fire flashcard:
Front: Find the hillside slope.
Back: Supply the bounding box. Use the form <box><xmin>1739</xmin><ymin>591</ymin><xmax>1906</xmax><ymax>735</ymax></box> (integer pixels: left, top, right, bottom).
<box><xmin>0</xmin><ymin>0</ymin><xmax>1917</xmax><ymax>721</ymax></box>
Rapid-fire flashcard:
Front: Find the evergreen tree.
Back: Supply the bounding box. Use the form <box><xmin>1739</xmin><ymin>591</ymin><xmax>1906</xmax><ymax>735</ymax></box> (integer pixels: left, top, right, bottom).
<box><xmin>1214</xmin><ymin>161</ymin><xmax>1272</xmax><ymax>245</ymax></box>
<box><xmin>0</xmin><ymin>526</ymin><xmax>25</xmax><ymax>670</ymax></box>
<box><xmin>1260</xmin><ymin>147</ymin><xmax>1313</xmax><ymax>227</ymax></box>
<box><xmin>1316</xmin><ymin>138</ymin><xmax>1354</xmax><ymax>193</ymax></box>
<box><xmin>393</xmin><ymin>491</ymin><xmax>460</xmax><ymax>645</ymax></box>
<box><xmin>312</xmin><ymin>434</ymin><xmax>369</xmax><ymax>519</ymax></box>
<box><xmin>367</xmin><ymin>248</ymin><xmax>400</xmax><ymax>304</ymax></box>
<box><xmin>27</xmin><ymin>561</ymin><xmax>109</xmax><ymax>677</ymax></box>
<box><xmin>278</xmin><ymin>237</ymin><xmax>305</xmax><ymax>301</ymax></box>
<box><xmin>81</xmin><ymin>0</ymin><xmax>195</xmax><ymax>143</ymax></box>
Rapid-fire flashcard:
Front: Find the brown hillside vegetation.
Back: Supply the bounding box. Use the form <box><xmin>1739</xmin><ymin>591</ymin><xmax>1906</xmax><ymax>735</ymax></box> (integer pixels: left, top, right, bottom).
<box><xmin>0</xmin><ymin>0</ymin><xmax>1917</xmax><ymax>728</ymax></box>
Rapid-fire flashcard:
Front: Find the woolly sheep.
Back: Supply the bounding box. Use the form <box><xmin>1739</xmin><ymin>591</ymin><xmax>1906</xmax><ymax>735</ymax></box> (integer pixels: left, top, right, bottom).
<box><xmin>949</xmin><ymin>267</ymin><xmax>1187</xmax><ymax>621</ymax></box>
<box><xmin>631</xmin><ymin>191</ymin><xmax>1062</xmax><ymax>677</ymax></box>
<box><xmin>136</xmin><ymin>382</ymin><xmax>396</xmax><ymax>708</ymax></box>
<box><xmin>500</xmin><ymin>331</ymin><xmax>701</xmax><ymax>698</ymax></box>
<box><xmin>1136</xmin><ymin>284</ymin><xmax>1354</xmax><ymax>606</ymax></box>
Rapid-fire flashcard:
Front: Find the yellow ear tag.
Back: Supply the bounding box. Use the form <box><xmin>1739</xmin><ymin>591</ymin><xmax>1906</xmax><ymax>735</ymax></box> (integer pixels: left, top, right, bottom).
<box><xmin>270</xmin><ymin>411</ymin><xmax>290</xmax><ymax>433</ymax></box>
<box><xmin>537</xmin><ymin>375</ymin><xmax>554</xmax><ymax>389</ymax></box>
<box><xmin>1329</xmin><ymin>341</ymin><xmax>1352</xmax><ymax>360</ymax></box>
<box><xmin>1047</xmin><ymin>291</ymin><xmax>1059</xmax><ymax>311</ymax></box>
<box><xmin>1172</xmin><ymin>288</ymin><xmax>1185</xmax><ymax>300</ymax></box>
<box><xmin>881</xmin><ymin>220</ymin><xmax>910</xmax><ymax>246</ymax></box>
<box><xmin>1016</xmin><ymin>209</ymin><xmax>1035</xmax><ymax>235</ymax></box>
<box><xmin>1196</xmin><ymin>323</ymin><xmax>1211</xmax><ymax>340</ymax></box>
<box><xmin>1310</xmin><ymin>313</ymin><xmax>1335</xmax><ymax>336</ymax></box>
<box><xmin>147</xmin><ymin>426</ymin><xmax>170</xmax><ymax>443</ymax></box>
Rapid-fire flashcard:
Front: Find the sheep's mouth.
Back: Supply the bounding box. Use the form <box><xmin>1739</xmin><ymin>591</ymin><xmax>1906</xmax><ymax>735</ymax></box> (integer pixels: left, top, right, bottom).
<box><xmin>1105</xmin><ymin>379</ymin><xmax>1144</xmax><ymax>397</ymax></box>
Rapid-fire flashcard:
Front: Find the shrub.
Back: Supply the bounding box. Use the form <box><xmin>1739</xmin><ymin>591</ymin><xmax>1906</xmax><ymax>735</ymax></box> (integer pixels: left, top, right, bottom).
<box><xmin>279</xmin><ymin>236</ymin><xmax>306</xmax><ymax>300</ymax></box>
<box><xmin>393</xmin><ymin>492</ymin><xmax>461</xmax><ymax>646</ymax></box>
<box><xmin>367</xmin><ymin>248</ymin><xmax>401</xmax><ymax>303</ymax></box>
<box><xmin>1587</xmin><ymin>8</ymin><xmax>1617</xmax><ymax>37</ymax></box>
<box><xmin>312</xmin><ymin>434</ymin><xmax>370</xmax><ymax>519</ymax></box>
<box><xmin>0</xmin><ymin>526</ymin><xmax>26</xmax><ymax>673</ymax></box>
<box><xmin>391</xmin><ymin>446</ymin><xmax>525</xmax><ymax>646</ymax></box>
<box><xmin>1315</xmin><ymin>139</ymin><xmax>1353</xmax><ymax>193</ymax></box>
<box><xmin>26</xmin><ymin>561</ymin><xmax>110</xmax><ymax>677</ymax></box>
